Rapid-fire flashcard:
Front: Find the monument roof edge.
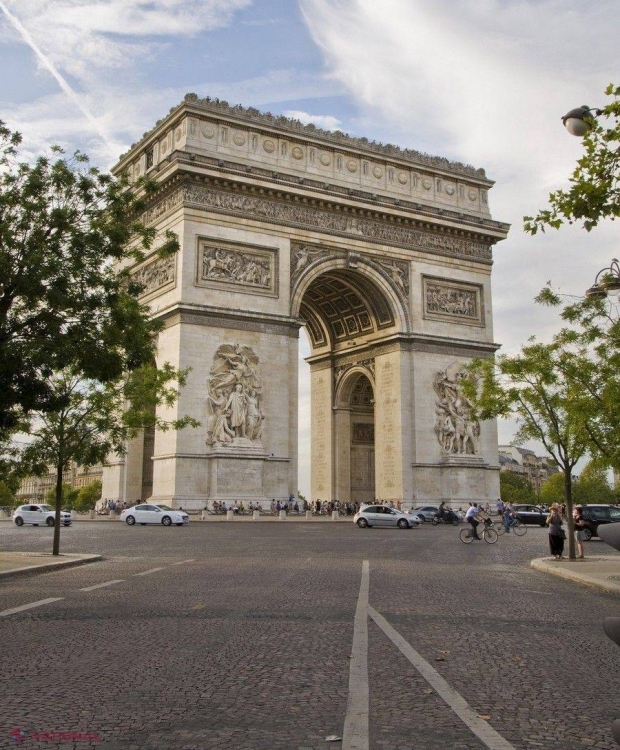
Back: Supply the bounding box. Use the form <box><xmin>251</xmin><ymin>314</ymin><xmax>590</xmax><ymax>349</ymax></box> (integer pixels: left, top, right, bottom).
<box><xmin>116</xmin><ymin>94</ymin><xmax>493</xmax><ymax>184</ymax></box>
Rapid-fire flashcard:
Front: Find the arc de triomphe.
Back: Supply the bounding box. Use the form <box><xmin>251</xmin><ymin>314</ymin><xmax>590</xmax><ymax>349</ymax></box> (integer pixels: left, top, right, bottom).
<box><xmin>101</xmin><ymin>94</ymin><xmax>509</xmax><ymax>509</ymax></box>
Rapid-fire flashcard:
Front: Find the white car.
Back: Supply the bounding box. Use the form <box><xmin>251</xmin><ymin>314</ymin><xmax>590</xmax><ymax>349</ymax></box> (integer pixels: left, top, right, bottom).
<box><xmin>120</xmin><ymin>504</ymin><xmax>189</xmax><ymax>527</ymax></box>
<box><xmin>353</xmin><ymin>505</ymin><xmax>421</xmax><ymax>529</ymax></box>
<box><xmin>13</xmin><ymin>504</ymin><xmax>72</xmax><ymax>527</ymax></box>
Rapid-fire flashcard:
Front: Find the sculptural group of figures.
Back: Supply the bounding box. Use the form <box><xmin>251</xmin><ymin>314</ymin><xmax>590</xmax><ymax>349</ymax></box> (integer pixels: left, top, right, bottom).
<box><xmin>433</xmin><ymin>363</ymin><xmax>480</xmax><ymax>456</ymax></box>
<box><xmin>426</xmin><ymin>285</ymin><xmax>477</xmax><ymax>318</ymax></box>
<box><xmin>205</xmin><ymin>344</ymin><xmax>265</xmax><ymax>447</ymax></box>
<box><xmin>203</xmin><ymin>246</ymin><xmax>271</xmax><ymax>288</ymax></box>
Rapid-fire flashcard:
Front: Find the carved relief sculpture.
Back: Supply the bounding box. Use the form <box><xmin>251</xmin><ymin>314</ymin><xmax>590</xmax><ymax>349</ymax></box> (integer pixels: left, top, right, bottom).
<box><xmin>423</xmin><ymin>277</ymin><xmax>483</xmax><ymax>326</ymax></box>
<box><xmin>199</xmin><ymin>241</ymin><xmax>273</xmax><ymax>293</ymax></box>
<box><xmin>206</xmin><ymin>344</ymin><xmax>265</xmax><ymax>447</ymax></box>
<box><xmin>433</xmin><ymin>362</ymin><xmax>480</xmax><ymax>456</ymax></box>
<box><xmin>132</xmin><ymin>254</ymin><xmax>176</xmax><ymax>297</ymax></box>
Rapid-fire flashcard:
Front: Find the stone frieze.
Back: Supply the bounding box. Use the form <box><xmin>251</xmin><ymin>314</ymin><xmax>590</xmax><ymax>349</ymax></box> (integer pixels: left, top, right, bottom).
<box><xmin>132</xmin><ymin>254</ymin><xmax>176</xmax><ymax>297</ymax></box>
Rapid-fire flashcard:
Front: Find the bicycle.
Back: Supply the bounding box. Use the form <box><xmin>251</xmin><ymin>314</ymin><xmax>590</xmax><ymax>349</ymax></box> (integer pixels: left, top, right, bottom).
<box><xmin>495</xmin><ymin>517</ymin><xmax>527</xmax><ymax>536</ymax></box>
<box><xmin>459</xmin><ymin>523</ymin><xmax>498</xmax><ymax>544</ymax></box>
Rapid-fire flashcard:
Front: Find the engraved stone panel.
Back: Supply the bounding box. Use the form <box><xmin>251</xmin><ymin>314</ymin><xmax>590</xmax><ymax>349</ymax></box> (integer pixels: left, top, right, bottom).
<box><xmin>132</xmin><ymin>254</ymin><xmax>176</xmax><ymax>299</ymax></box>
<box><xmin>352</xmin><ymin>423</ymin><xmax>375</xmax><ymax>443</ymax></box>
<box><xmin>423</xmin><ymin>276</ymin><xmax>483</xmax><ymax>326</ymax></box>
<box><xmin>196</xmin><ymin>238</ymin><xmax>278</xmax><ymax>297</ymax></box>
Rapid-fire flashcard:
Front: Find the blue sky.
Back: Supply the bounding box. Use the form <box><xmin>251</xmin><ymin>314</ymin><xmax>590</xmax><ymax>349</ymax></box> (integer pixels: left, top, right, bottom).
<box><xmin>1</xmin><ymin>0</ymin><xmax>618</xmax><ymax>494</ymax></box>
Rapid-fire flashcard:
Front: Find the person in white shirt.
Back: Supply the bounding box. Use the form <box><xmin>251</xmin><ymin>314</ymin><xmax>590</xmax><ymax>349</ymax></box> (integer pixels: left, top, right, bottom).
<box><xmin>465</xmin><ymin>503</ymin><xmax>481</xmax><ymax>540</ymax></box>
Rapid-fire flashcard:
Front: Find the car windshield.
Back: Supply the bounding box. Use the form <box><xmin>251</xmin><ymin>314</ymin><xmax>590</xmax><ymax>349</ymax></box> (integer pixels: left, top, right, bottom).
<box><xmin>156</xmin><ymin>505</ymin><xmax>174</xmax><ymax>511</ymax></box>
<box><xmin>39</xmin><ymin>505</ymin><xmax>54</xmax><ymax>512</ymax></box>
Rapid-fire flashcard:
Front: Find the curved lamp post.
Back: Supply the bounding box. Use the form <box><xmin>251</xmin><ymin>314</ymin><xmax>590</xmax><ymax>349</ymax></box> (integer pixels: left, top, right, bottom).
<box><xmin>585</xmin><ymin>259</ymin><xmax>620</xmax><ymax>299</ymax></box>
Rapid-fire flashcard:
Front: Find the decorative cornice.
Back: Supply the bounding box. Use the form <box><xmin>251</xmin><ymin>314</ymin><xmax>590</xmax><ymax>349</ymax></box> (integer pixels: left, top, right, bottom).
<box><xmin>146</xmin><ymin>180</ymin><xmax>495</xmax><ymax>264</ymax></box>
<box><xmin>122</xmin><ymin>93</ymin><xmax>487</xmax><ymax>180</ymax></box>
<box><xmin>157</xmin><ymin>304</ymin><xmax>301</xmax><ymax>337</ymax></box>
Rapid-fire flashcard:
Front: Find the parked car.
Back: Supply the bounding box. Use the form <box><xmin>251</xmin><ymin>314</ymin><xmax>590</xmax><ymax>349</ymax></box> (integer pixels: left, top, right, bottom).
<box><xmin>120</xmin><ymin>504</ymin><xmax>189</xmax><ymax>527</ymax></box>
<box><xmin>412</xmin><ymin>505</ymin><xmax>440</xmax><ymax>523</ymax></box>
<box><xmin>13</xmin><ymin>504</ymin><xmax>72</xmax><ymax>527</ymax></box>
<box><xmin>513</xmin><ymin>504</ymin><xmax>548</xmax><ymax>526</ymax></box>
<box><xmin>354</xmin><ymin>505</ymin><xmax>421</xmax><ymax>529</ymax></box>
<box><xmin>581</xmin><ymin>505</ymin><xmax>620</xmax><ymax>540</ymax></box>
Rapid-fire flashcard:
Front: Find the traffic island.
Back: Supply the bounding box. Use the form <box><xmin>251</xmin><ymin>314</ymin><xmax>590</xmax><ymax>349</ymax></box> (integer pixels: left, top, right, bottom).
<box><xmin>0</xmin><ymin>552</ymin><xmax>103</xmax><ymax>579</ymax></box>
<box><xmin>531</xmin><ymin>556</ymin><xmax>620</xmax><ymax>595</ymax></box>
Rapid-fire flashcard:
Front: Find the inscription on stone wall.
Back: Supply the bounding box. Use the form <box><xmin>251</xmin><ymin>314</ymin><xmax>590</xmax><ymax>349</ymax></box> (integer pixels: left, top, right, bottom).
<box><xmin>197</xmin><ymin>239</ymin><xmax>277</xmax><ymax>296</ymax></box>
<box><xmin>423</xmin><ymin>276</ymin><xmax>483</xmax><ymax>326</ymax></box>
<box><xmin>377</xmin><ymin>360</ymin><xmax>397</xmax><ymax>492</ymax></box>
<box><xmin>312</xmin><ymin>375</ymin><xmax>329</xmax><ymax>494</ymax></box>
<box><xmin>132</xmin><ymin>254</ymin><xmax>176</xmax><ymax>298</ymax></box>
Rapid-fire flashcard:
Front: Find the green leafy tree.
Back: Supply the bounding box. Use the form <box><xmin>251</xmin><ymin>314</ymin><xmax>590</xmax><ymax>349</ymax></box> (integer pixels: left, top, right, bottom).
<box><xmin>0</xmin><ymin>480</ymin><xmax>15</xmax><ymax>507</ymax></box>
<box><xmin>573</xmin><ymin>461</ymin><xmax>613</xmax><ymax>505</ymax></box>
<box><xmin>20</xmin><ymin>366</ymin><xmax>199</xmax><ymax>555</ymax></box>
<box><xmin>73</xmin><ymin>481</ymin><xmax>102</xmax><ymax>513</ymax></box>
<box><xmin>465</xmin><ymin>340</ymin><xmax>590</xmax><ymax>558</ymax></box>
<box><xmin>524</xmin><ymin>83</ymin><xmax>620</xmax><ymax>233</ymax></box>
<box><xmin>539</xmin><ymin>472</ymin><xmax>566</xmax><ymax>507</ymax></box>
<box><xmin>499</xmin><ymin>471</ymin><xmax>535</xmax><ymax>504</ymax></box>
<box><xmin>45</xmin><ymin>483</ymin><xmax>78</xmax><ymax>508</ymax></box>
<box><xmin>0</xmin><ymin>122</ymin><xmax>178</xmax><ymax>438</ymax></box>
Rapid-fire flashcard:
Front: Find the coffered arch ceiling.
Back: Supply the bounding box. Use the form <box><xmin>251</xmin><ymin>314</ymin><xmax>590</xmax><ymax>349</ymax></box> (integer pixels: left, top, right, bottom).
<box><xmin>299</xmin><ymin>269</ymin><xmax>396</xmax><ymax>351</ymax></box>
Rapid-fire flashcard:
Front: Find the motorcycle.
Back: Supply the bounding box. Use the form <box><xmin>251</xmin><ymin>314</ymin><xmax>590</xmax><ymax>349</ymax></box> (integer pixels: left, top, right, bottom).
<box><xmin>431</xmin><ymin>510</ymin><xmax>460</xmax><ymax>526</ymax></box>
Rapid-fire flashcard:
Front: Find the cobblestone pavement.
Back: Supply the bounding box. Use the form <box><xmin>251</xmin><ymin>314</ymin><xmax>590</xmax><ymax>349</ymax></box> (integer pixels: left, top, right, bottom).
<box><xmin>0</xmin><ymin>522</ymin><xmax>618</xmax><ymax>749</ymax></box>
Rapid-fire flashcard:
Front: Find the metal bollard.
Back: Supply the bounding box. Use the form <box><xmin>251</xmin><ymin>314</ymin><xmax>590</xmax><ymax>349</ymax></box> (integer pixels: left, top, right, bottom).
<box><xmin>253</xmin><ymin>510</ymin><xmax>260</xmax><ymax>521</ymax></box>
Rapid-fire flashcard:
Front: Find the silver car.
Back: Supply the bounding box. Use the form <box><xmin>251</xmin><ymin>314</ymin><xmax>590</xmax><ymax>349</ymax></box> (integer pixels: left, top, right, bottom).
<box><xmin>354</xmin><ymin>505</ymin><xmax>421</xmax><ymax>529</ymax></box>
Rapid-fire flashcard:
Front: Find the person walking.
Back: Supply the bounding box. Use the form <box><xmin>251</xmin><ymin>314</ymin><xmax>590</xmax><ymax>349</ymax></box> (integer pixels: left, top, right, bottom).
<box><xmin>546</xmin><ymin>504</ymin><xmax>565</xmax><ymax>559</ymax></box>
<box><xmin>573</xmin><ymin>505</ymin><xmax>586</xmax><ymax>560</ymax></box>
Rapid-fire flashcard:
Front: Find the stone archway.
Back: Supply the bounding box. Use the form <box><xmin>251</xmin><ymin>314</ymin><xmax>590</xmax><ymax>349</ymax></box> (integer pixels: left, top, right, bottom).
<box><xmin>102</xmin><ymin>95</ymin><xmax>508</xmax><ymax>511</ymax></box>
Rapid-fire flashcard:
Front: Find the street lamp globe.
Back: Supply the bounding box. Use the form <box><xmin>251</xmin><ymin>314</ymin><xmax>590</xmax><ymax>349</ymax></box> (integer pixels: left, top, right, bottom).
<box><xmin>561</xmin><ymin>105</ymin><xmax>602</xmax><ymax>136</ymax></box>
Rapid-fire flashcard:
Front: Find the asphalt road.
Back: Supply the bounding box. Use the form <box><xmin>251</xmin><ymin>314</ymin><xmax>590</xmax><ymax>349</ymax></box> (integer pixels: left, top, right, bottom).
<box><xmin>0</xmin><ymin>520</ymin><xmax>618</xmax><ymax>750</ymax></box>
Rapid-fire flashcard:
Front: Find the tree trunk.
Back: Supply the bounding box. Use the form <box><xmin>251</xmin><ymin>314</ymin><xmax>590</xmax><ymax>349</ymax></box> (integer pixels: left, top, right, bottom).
<box><xmin>52</xmin><ymin>460</ymin><xmax>63</xmax><ymax>556</ymax></box>
<box><xmin>564</xmin><ymin>466</ymin><xmax>575</xmax><ymax>560</ymax></box>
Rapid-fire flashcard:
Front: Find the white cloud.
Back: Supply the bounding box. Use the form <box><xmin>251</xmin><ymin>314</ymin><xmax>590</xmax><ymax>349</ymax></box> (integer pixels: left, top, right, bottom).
<box><xmin>283</xmin><ymin>109</ymin><xmax>342</xmax><ymax>130</ymax></box>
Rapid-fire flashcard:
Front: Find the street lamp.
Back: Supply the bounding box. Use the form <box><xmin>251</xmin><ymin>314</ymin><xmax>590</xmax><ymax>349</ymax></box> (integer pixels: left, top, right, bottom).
<box><xmin>561</xmin><ymin>105</ymin><xmax>602</xmax><ymax>137</ymax></box>
<box><xmin>585</xmin><ymin>259</ymin><xmax>620</xmax><ymax>299</ymax></box>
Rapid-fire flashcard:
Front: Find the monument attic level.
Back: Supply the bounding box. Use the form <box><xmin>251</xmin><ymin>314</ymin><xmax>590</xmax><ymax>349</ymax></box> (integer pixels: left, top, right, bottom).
<box><xmin>101</xmin><ymin>95</ymin><xmax>508</xmax><ymax>510</ymax></box>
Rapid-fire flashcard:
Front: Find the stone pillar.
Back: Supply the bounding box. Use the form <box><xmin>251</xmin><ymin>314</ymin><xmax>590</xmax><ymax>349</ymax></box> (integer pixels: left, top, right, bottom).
<box><xmin>374</xmin><ymin>349</ymin><xmax>412</xmax><ymax>504</ymax></box>
<box><xmin>278</xmin><ymin>510</ymin><xmax>286</xmax><ymax>520</ymax></box>
<box><xmin>226</xmin><ymin>510</ymin><xmax>234</xmax><ymax>521</ymax></box>
<box><xmin>310</xmin><ymin>368</ymin><xmax>334</xmax><ymax>503</ymax></box>
<box><xmin>305</xmin><ymin>510</ymin><xmax>312</xmax><ymax>520</ymax></box>
<box><xmin>331</xmin><ymin>510</ymin><xmax>339</xmax><ymax>521</ymax></box>
<box><xmin>253</xmin><ymin>510</ymin><xmax>260</xmax><ymax>521</ymax></box>
<box><xmin>333</xmin><ymin>406</ymin><xmax>351</xmax><ymax>502</ymax></box>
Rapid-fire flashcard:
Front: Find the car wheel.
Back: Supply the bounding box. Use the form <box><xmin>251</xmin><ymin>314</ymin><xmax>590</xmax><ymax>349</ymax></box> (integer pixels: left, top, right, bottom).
<box><xmin>14</xmin><ymin>517</ymin><xmax>23</xmax><ymax>527</ymax></box>
<box><xmin>125</xmin><ymin>515</ymin><xmax>136</xmax><ymax>526</ymax></box>
<box><xmin>397</xmin><ymin>518</ymin><xmax>409</xmax><ymax>529</ymax></box>
<box><xmin>357</xmin><ymin>518</ymin><xmax>369</xmax><ymax>528</ymax></box>
<box><xmin>46</xmin><ymin>517</ymin><xmax>55</xmax><ymax>527</ymax></box>
<box><xmin>162</xmin><ymin>516</ymin><xmax>172</xmax><ymax>526</ymax></box>
<box><xmin>582</xmin><ymin>527</ymin><xmax>593</xmax><ymax>541</ymax></box>
<box><xmin>418</xmin><ymin>515</ymin><xmax>425</xmax><ymax>523</ymax></box>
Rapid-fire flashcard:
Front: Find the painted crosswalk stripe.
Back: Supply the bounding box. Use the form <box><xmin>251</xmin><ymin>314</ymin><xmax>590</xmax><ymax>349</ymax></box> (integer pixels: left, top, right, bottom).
<box><xmin>0</xmin><ymin>598</ymin><xmax>64</xmax><ymax>617</ymax></box>
<box><xmin>79</xmin><ymin>579</ymin><xmax>124</xmax><ymax>592</ymax></box>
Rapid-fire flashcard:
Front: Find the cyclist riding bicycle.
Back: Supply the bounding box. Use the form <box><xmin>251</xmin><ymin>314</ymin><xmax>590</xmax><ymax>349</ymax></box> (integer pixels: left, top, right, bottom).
<box><xmin>465</xmin><ymin>503</ymin><xmax>482</xmax><ymax>540</ymax></box>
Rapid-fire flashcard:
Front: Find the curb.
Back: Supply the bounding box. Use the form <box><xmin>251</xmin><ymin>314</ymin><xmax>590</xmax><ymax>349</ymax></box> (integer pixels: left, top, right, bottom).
<box><xmin>531</xmin><ymin>557</ymin><xmax>620</xmax><ymax>596</ymax></box>
<box><xmin>0</xmin><ymin>554</ymin><xmax>103</xmax><ymax>580</ymax></box>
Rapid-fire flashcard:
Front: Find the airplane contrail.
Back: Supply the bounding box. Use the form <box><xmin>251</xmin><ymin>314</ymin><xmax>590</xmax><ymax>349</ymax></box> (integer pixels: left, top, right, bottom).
<box><xmin>0</xmin><ymin>0</ymin><xmax>117</xmax><ymax>156</ymax></box>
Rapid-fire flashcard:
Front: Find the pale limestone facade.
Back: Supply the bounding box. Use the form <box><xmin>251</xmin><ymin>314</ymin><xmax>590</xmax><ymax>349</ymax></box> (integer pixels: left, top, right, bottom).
<box><xmin>101</xmin><ymin>94</ymin><xmax>509</xmax><ymax>510</ymax></box>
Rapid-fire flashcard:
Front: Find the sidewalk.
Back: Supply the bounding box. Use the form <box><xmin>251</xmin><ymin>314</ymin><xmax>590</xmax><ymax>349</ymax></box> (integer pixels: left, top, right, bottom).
<box><xmin>531</xmin><ymin>555</ymin><xmax>620</xmax><ymax>595</ymax></box>
<box><xmin>0</xmin><ymin>552</ymin><xmax>102</xmax><ymax>580</ymax></box>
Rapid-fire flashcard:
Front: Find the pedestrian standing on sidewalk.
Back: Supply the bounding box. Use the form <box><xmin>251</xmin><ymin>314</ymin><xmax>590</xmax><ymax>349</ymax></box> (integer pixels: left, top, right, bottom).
<box><xmin>573</xmin><ymin>505</ymin><xmax>586</xmax><ymax>560</ymax></box>
<box><xmin>546</xmin><ymin>504</ymin><xmax>565</xmax><ymax>560</ymax></box>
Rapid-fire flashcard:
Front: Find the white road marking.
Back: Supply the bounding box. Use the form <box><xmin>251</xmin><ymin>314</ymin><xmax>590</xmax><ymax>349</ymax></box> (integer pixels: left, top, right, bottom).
<box><xmin>0</xmin><ymin>597</ymin><xmax>64</xmax><ymax>617</ymax></box>
<box><xmin>342</xmin><ymin>560</ymin><xmax>369</xmax><ymax>750</ymax></box>
<box><xmin>169</xmin><ymin>559</ymin><xmax>195</xmax><ymax>566</ymax></box>
<box><xmin>133</xmin><ymin>567</ymin><xmax>166</xmax><ymax>576</ymax></box>
<box><xmin>80</xmin><ymin>579</ymin><xmax>124</xmax><ymax>592</ymax></box>
<box><xmin>368</xmin><ymin>605</ymin><xmax>517</xmax><ymax>750</ymax></box>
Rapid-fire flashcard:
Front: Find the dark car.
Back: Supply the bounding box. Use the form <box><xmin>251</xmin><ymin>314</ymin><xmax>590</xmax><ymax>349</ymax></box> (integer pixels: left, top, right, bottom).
<box><xmin>513</xmin><ymin>504</ymin><xmax>548</xmax><ymax>526</ymax></box>
<box><xmin>581</xmin><ymin>505</ymin><xmax>620</xmax><ymax>540</ymax></box>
